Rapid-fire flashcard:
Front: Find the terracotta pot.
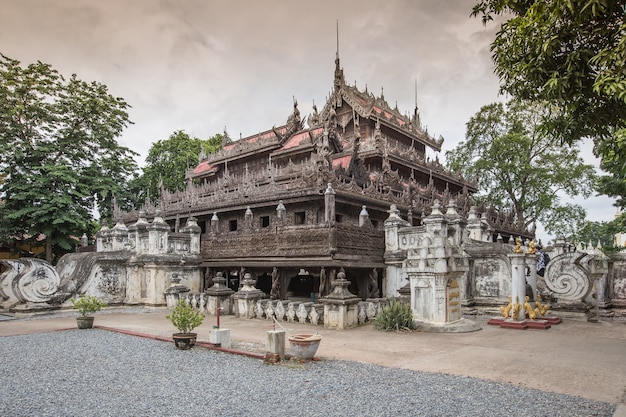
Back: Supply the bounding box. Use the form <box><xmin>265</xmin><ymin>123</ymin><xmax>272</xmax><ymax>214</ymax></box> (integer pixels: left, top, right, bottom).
<box><xmin>172</xmin><ymin>333</ymin><xmax>197</xmax><ymax>350</ymax></box>
<box><xmin>76</xmin><ymin>316</ymin><xmax>94</xmax><ymax>329</ymax></box>
<box><xmin>288</xmin><ymin>334</ymin><xmax>322</xmax><ymax>360</ymax></box>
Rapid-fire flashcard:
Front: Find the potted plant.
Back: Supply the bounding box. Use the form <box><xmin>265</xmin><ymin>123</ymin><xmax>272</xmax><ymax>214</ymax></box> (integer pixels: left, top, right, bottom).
<box><xmin>71</xmin><ymin>295</ymin><xmax>107</xmax><ymax>329</ymax></box>
<box><xmin>166</xmin><ymin>301</ymin><xmax>205</xmax><ymax>350</ymax></box>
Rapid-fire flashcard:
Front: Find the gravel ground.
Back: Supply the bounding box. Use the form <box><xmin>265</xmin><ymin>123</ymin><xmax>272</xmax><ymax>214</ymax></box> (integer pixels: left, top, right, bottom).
<box><xmin>0</xmin><ymin>329</ymin><xmax>616</xmax><ymax>417</ymax></box>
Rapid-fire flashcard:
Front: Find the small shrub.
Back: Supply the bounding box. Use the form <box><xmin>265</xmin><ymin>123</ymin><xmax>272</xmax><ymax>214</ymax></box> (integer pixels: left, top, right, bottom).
<box><xmin>373</xmin><ymin>299</ymin><xmax>415</xmax><ymax>332</ymax></box>
<box><xmin>166</xmin><ymin>301</ymin><xmax>205</xmax><ymax>334</ymax></box>
<box><xmin>71</xmin><ymin>295</ymin><xmax>106</xmax><ymax>317</ymax></box>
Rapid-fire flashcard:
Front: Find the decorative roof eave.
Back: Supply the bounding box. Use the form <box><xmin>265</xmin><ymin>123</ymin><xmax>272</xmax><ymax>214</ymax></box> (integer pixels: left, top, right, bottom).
<box><xmin>201</xmin><ymin>126</ymin><xmax>289</xmax><ymax>166</ymax></box>
<box><xmin>374</xmin><ymin>116</ymin><xmax>443</xmax><ymax>152</ymax></box>
<box><xmin>384</xmin><ymin>152</ymin><xmax>478</xmax><ymax>193</ymax></box>
<box><xmin>321</xmin><ymin>84</ymin><xmax>443</xmax><ymax>153</ymax></box>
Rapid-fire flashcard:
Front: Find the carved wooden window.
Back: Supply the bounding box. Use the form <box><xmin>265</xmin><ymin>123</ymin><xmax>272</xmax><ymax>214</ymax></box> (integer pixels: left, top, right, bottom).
<box><xmin>229</xmin><ymin>219</ymin><xmax>237</xmax><ymax>231</ymax></box>
<box><xmin>294</xmin><ymin>211</ymin><xmax>306</xmax><ymax>225</ymax></box>
<box><xmin>261</xmin><ymin>216</ymin><xmax>270</xmax><ymax>228</ymax></box>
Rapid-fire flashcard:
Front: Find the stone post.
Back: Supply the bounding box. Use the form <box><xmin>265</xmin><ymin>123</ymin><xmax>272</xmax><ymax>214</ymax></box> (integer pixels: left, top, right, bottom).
<box><xmin>265</xmin><ymin>330</ymin><xmax>286</xmax><ymax>361</ymax></box>
<box><xmin>322</xmin><ymin>272</ymin><xmax>361</xmax><ymax>329</ymax></box>
<box><xmin>508</xmin><ymin>253</ymin><xmax>527</xmax><ymax>321</ymax></box>
<box><xmin>180</xmin><ymin>216</ymin><xmax>202</xmax><ymax>255</ymax></box>
<box><xmin>205</xmin><ymin>272</ymin><xmax>235</xmax><ymax>315</ymax></box>
<box><xmin>164</xmin><ymin>272</ymin><xmax>190</xmax><ymax>308</ymax></box>
<box><xmin>232</xmin><ymin>272</ymin><xmax>265</xmax><ymax>318</ymax></box>
<box><xmin>128</xmin><ymin>211</ymin><xmax>149</xmax><ymax>255</ymax></box>
<box><xmin>110</xmin><ymin>219</ymin><xmax>129</xmax><ymax>251</ymax></box>
<box><xmin>95</xmin><ymin>220</ymin><xmax>110</xmax><ymax>252</ymax></box>
<box><xmin>148</xmin><ymin>209</ymin><xmax>170</xmax><ymax>255</ymax></box>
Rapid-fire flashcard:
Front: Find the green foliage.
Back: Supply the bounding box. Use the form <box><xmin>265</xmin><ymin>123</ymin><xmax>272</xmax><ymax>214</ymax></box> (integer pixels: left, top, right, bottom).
<box><xmin>166</xmin><ymin>301</ymin><xmax>205</xmax><ymax>334</ymax></box>
<box><xmin>446</xmin><ymin>100</ymin><xmax>596</xmax><ymax>233</ymax></box>
<box><xmin>471</xmin><ymin>0</ymin><xmax>626</xmax><ymax>211</ymax></box>
<box><xmin>572</xmin><ymin>218</ymin><xmax>624</xmax><ymax>252</ymax></box>
<box><xmin>71</xmin><ymin>295</ymin><xmax>107</xmax><ymax>317</ymax></box>
<box><xmin>0</xmin><ymin>54</ymin><xmax>138</xmax><ymax>262</ymax></box>
<box><xmin>132</xmin><ymin>130</ymin><xmax>223</xmax><ymax>206</ymax></box>
<box><xmin>373</xmin><ymin>299</ymin><xmax>415</xmax><ymax>332</ymax></box>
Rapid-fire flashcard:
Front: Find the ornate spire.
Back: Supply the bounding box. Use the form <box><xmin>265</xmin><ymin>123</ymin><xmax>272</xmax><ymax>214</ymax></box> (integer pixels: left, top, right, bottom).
<box><xmin>413</xmin><ymin>79</ymin><xmax>422</xmax><ymax>129</ymax></box>
<box><xmin>334</xmin><ymin>20</ymin><xmax>345</xmax><ymax>90</ymax></box>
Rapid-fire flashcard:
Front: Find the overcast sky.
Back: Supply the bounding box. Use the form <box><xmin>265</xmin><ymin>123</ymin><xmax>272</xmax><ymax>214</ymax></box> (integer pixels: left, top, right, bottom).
<box><xmin>1</xmin><ymin>0</ymin><xmax>616</xmax><ymax>242</ymax></box>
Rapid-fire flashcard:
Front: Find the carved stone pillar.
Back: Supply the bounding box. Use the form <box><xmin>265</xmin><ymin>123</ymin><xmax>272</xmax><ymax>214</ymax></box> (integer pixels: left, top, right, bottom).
<box><xmin>232</xmin><ymin>272</ymin><xmax>265</xmax><ymax>318</ymax></box>
<box><xmin>164</xmin><ymin>272</ymin><xmax>190</xmax><ymax>308</ymax></box>
<box><xmin>205</xmin><ymin>272</ymin><xmax>235</xmax><ymax>315</ymax></box>
<box><xmin>508</xmin><ymin>253</ymin><xmax>527</xmax><ymax>321</ymax></box>
<box><xmin>322</xmin><ymin>272</ymin><xmax>361</xmax><ymax>329</ymax></box>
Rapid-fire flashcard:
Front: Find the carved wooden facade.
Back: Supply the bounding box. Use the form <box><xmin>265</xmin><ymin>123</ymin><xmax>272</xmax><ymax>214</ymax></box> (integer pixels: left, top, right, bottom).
<box><xmin>116</xmin><ymin>53</ymin><xmax>488</xmax><ymax>300</ymax></box>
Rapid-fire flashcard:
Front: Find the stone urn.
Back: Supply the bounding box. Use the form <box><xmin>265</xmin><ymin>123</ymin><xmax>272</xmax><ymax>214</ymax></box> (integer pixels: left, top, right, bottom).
<box><xmin>288</xmin><ymin>334</ymin><xmax>322</xmax><ymax>360</ymax></box>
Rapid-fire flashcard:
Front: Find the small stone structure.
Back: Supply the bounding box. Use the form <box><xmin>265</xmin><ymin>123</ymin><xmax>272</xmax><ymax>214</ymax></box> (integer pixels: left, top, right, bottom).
<box><xmin>1</xmin><ymin>211</ymin><xmax>202</xmax><ymax>312</ymax></box>
<box><xmin>321</xmin><ymin>271</ymin><xmax>361</xmax><ymax>329</ymax></box>
<box><xmin>384</xmin><ymin>201</ymin><xmax>480</xmax><ymax>332</ymax></box>
<box><xmin>383</xmin><ymin>199</ymin><xmax>623</xmax><ymax>325</ymax></box>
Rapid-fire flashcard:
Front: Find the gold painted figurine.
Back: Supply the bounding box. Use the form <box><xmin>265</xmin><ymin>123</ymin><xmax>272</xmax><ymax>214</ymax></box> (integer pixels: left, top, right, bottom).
<box><xmin>513</xmin><ymin>237</ymin><xmax>523</xmax><ymax>253</ymax></box>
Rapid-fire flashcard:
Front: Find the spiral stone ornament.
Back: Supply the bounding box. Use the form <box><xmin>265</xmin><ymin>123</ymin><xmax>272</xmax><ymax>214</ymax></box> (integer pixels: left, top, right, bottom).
<box><xmin>544</xmin><ymin>253</ymin><xmax>591</xmax><ymax>302</ymax></box>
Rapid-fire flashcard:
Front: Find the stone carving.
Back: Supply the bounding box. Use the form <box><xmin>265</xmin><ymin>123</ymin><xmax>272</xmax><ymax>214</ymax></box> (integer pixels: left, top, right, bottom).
<box><xmin>0</xmin><ymin>258</ymin><xmax>61</xmax><ymax>308</ymax></box>
<box><xmin>286</xmin><ymin>302</ymin><xmax>296</xmax><ymax>322</ymax></box>
<box><xmin>274</xmin><ymin>301</ymin><xmax>285</xmax><ymax>321</ymax></box>
<box><xmin>544</xmin><ymin>251</ymin><xmax>594</xmax><ymax>303</ymax></box>
<box><xmin>296</xmin><ymin>303</ymin><xmax>309</xmax><ymax>323</ymax></box>
<box><xmin>254</xmin><ymin>300</ymin><xmax>265</xmax><ymax>319</ymax></box>
<box><xmin>309</xmin><ymin>306</ymin><xmax>320</xmax><ymax>325</ymax></box>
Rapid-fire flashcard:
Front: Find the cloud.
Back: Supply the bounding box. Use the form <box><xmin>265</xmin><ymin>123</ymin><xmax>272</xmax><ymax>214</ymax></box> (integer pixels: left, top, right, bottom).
<box><xmin>1</xmin><ymin>0</ymin><xmax>616</xmax><ymax>238</ymax></box>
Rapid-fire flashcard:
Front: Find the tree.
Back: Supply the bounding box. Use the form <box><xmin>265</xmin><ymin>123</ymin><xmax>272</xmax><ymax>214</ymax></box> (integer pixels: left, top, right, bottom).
<box><xmin>573</xmin><ymin>219</ymin><xmax>621</xmax><ymax>250</ymax></box>
<box><xmin>136</xmin><ymin>130</ymin><xmax>223</xmax><ymax>204</ymax></box>
<box><xmin>446</xmin><ymin>100</ymin><xmax>597</xmax><ymax>235</ymax></box>
<box><xmin>0</xmin><ymin>54</ymin><xmax>138</xmax><ymax>262</ymax></box>
<box><xmin>471</xmin><ymin>0</ymin><xmax>626</xmax><ymax>208</ymax></box>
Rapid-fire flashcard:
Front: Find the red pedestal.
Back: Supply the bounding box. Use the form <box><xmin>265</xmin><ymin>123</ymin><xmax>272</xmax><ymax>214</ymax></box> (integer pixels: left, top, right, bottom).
<box><xmin>487</xmin><ymin>317</ymin><xmax>553</xmax><ymax>330</ymax></box>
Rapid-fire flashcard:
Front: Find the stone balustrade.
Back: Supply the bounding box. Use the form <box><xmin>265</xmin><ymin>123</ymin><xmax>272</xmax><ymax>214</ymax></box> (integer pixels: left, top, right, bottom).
<box><xmin>167</xmin><ymin>292</ymin><xmax>390</xmax><ymax>328</ymax></box>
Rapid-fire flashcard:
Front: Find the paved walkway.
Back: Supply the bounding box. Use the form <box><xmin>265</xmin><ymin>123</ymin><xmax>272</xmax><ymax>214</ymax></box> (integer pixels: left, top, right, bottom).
<box><xmin>2</xmin><ymin>308</ymin><xmax>625</xmax><ymax>413</ymax></box>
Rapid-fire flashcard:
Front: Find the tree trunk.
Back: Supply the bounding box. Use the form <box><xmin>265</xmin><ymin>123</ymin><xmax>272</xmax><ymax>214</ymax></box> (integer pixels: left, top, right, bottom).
<box><xmin>45</xmin><ymin>234</ymin><xmax>52</xmax><ymax>264</ymax></box>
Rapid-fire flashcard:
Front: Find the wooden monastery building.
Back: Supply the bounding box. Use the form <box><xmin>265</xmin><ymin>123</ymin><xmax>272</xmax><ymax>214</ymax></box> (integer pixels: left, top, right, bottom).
<box><xmin>116</xmin><ymin>50</ymin><xmax>527</xmax><ymax>301</ymax></box>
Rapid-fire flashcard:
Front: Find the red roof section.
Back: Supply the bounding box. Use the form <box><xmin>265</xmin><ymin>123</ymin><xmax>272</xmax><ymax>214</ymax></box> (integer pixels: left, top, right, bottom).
<box><xmin>331</xmin><ymin>155</ymin><xmax>351</xmax><ymax>170</ymax></box>
<box><xmin>192</xmin><ymin>160</ymin><xmax>216</xmax><ymax>175</ymax></box>
<box><xmin>280</xmin><ymin>127</ymin><xmax>322</xmax><ymax>150</ymax></box>
<box><xmin>373</xmin><ymin>106</ymin><xmax>394</xmax><ymax>120</ymax></box>
<box><xmin>281</xmin><ymin>131</ymin><xmax>310</xmax><ymax>150</ymax></box>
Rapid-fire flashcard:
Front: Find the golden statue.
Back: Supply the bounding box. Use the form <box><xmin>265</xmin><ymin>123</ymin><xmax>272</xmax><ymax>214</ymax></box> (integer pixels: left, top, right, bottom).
<box><xmin>524</xmin><ymin>296</ymin><xmax>537</xmax><ymax>320</ymax></box>
<box><xmin>513</xmin><ymin>237</ymin><xmax>523</xmax><ymax>253</ymax></box>
<box><xmin>534</xmin><ymin>300</ymin><xmax>551</xmax><ymax>317</ymax></box>
<box><xmin>511</xmin><ymin>296</ymin><xmax>522</xmax><ymax>320</ymax></box>
<box><xmin>526</xmin><ymin>239</ymin><xmax>537</xmax><ymax>254</ymax></box>
<box><xmin>500</xmin><ymin>296</ymin><xmax>512</xmax><ymax>318</ymax></box>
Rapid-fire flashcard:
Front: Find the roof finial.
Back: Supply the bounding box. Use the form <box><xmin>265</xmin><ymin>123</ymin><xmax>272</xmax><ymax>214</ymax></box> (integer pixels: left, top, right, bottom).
<box><xmin>336</xmin><ymin>20</ymin><xmax>339</xmax><ymax>60</ymax></box>
<box><xmin>413</xmin><ymin>78</ymin><xmax>421</xmax><ymax>128</ymax></box>
<box><xmin>333</xmin><ymin>20</ymin><xmax>345</xmax><ymax>89</ymax></box>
